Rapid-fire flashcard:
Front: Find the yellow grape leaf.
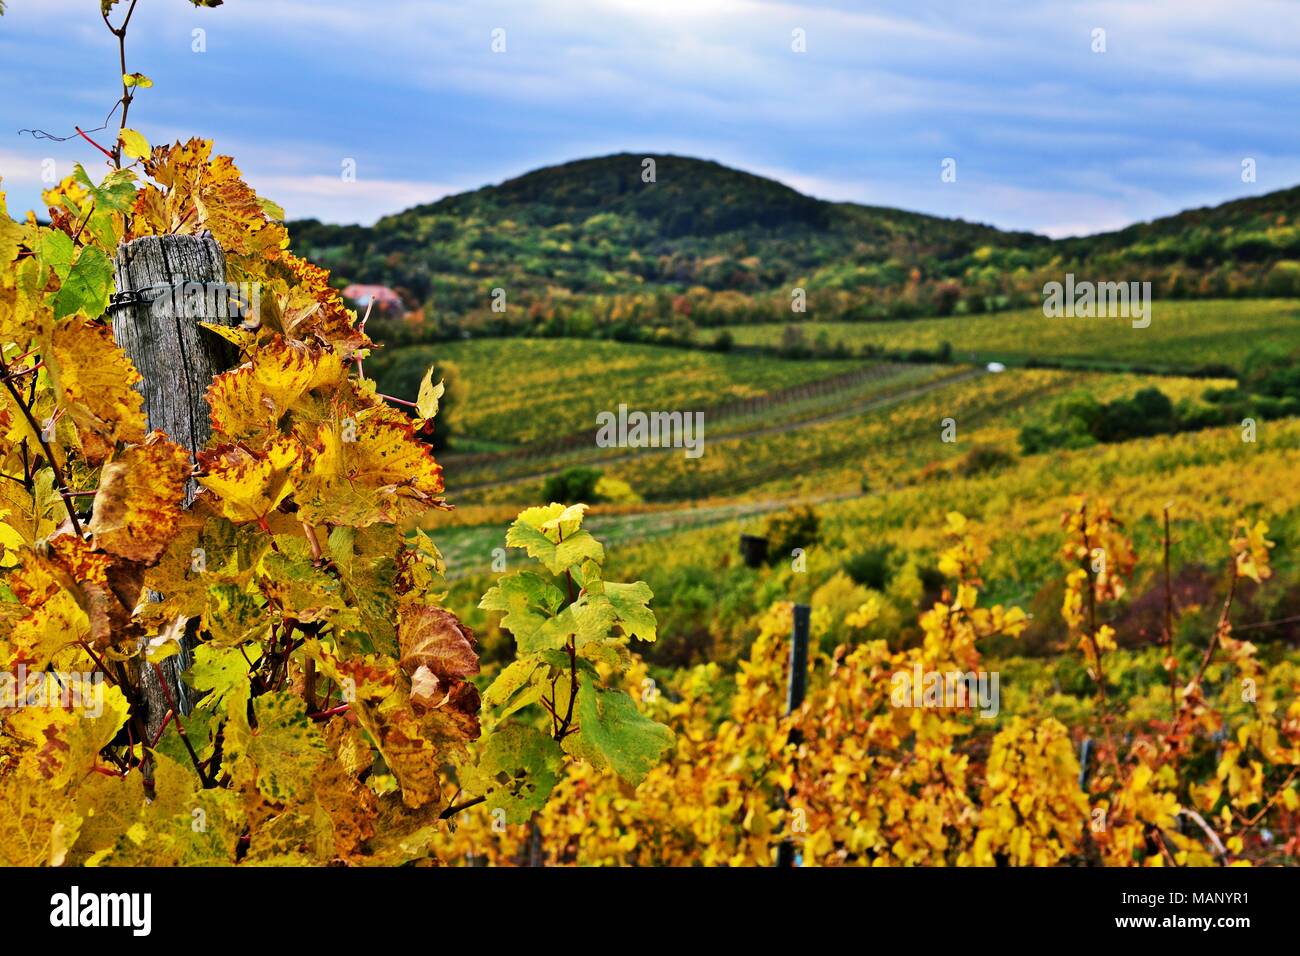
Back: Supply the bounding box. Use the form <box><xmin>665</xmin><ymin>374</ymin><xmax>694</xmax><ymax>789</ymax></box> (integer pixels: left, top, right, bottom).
<box><xmin>132</xmin><ymin>139</ymin><xmax>287</xmax><ymax>263</ymax></box>
<box><xmin>6</xmin><ymin>679</ymin><xmax>130</xmax><ymax>788</ymax></box>
<box><xmin>46</xmin><ymin>534</ymin><xmax>143</xmax><ymax>651</ymax></box>
<box><xmin>118</xmin><ymin>128</ymin><xmax>150</xmax><ymax>161</ymax></box>
<box><xmin>45</xmin><ymin>318</ymin><xmax>146</xmax><ymax>464</ymax></box>
<box><xmin>69</xmin><ymin>768</ymin><xmax>148</xmax><ymax>864</ymax></box>
<box><xmin>74</xmin><ymin>754</ymin><xmax>243</xmax><ymax>866</ymax></box>
<box><xmin>224</xmin><ymin>687</ymin><xmax>330</xmax><ymax>802</ymax></box>
<box><xmin>258</xmin><ymin>544</ymin><xmax>352</xmax><ymax>625</ymax></box>
<box><xmin>296</xmin><ymin>408</ymin><xmax>447</xmax><ymax>527</ymax></box>
<box><xmin>359</xmin><ymin>691</ymin><xmax>442</xmax><ymax>810</ymax></box>
<box><xmin>195</xmin><ymin>436</ymin><xmax>304</xmax><ymax>525</ymax></box>
<box><xmin>88</xmin><ymin>432</ymin><xmax>191</xmax><ymax>563</ymax></box>
<box><xmin>1232</xmin><ymin>520</ymin><xmax>1274</xmax><ymax>583</ymax></box>
<box><xmin>206</xmin><ymin>337</ymin><xmax>346</xmax><ymax>442</ymax></box>
<box><xmin>0</xmin><ymin>467</ymin><xmax>61</xmax><ymax>556</ymax></box>
<box><xmin>416</xmin><ymin>367</ymin><xmax>444</xmax><ymax>420</ymax></box>
<box><xmin>308</xmin><ymin>647</ymin><xmax>442</xmax><ymax>809</ymax></box>
<box><xmin>199</xmin><ymin>321</ymin><xmax>262</xmax><ymax>353</ymax></box>
<box><xmin>0</xmin><ymin>776</ymin><xmax>82</xmax><ymax>867</ymax></box>
<box><xmin>4</xmin><ymin>550</ymin><xmax>91</xmax><ymax>669</ymax></box>
<box><xmin>279</xmin><ymin>253</ymin><xmax>372</xmax><ymax>358</ymax></box>
<box><xmin>310</xmin><ymin>750</ymin><xmax>379</xmax><ymax>862</ymax></box>
<box><xmin>0</xmin><ymin>189</ymin><xmax>23</xmax><ymax>266</ymax></box>
<box><xmin>122</xmin><ymin>72</ymin><xmax>153</xmax><ymax>88</ymax></box>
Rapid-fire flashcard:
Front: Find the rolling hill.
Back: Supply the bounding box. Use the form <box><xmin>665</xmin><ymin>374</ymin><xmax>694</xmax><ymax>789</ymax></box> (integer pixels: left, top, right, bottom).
<box><xmin>288</xmin><ymin>153</ymin><xmax>1300</xmax><ymax>335</ymax></box>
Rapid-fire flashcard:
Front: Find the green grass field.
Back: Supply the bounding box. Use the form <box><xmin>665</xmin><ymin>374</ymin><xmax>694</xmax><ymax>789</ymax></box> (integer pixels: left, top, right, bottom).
<box><xmin>709</xmin><ymin>299</ymin><xmax>1300</xmax><ymax>371</ymax></box>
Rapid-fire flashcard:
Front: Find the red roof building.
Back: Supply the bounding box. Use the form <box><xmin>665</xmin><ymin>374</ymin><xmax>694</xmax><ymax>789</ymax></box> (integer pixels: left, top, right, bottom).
<box><xmin>341</xmin><ymin>284</ymin><xmax>404</xmax><ymax>311</ymax></box>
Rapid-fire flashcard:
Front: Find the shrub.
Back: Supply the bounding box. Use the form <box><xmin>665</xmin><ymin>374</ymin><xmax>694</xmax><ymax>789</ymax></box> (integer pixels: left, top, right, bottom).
<box><xmin>542</xmin><ymin>466</ymin><xmax>603</xmax><ymax>503</ymax></box>
<box><xmin>763</xmin><ymin>505</ymin><xmax>819</xmax><ymax>564</ymax></box>
<box><xmin>593</xmin><ymin>475</ymin><xmax>642</xmax><ymax>504</ymax></box>
<box><xmin>843</xmin><ymin>544</ymin><xmax>895</xmax><ymax>590</ymax></box>
<box><xmin>958</xmin><ymin>444</ymin><xmax>1016</xmax><ymax>477</ymax></box>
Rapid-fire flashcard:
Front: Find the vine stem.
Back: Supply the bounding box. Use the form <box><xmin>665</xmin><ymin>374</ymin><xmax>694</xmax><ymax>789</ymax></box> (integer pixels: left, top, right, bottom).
<box><xmin>306</xmin><ymin>703</ymin><xmax>350</xmax><ymax>721</ymax></box>
<box><xmin>1167</xmin><ymin>566</ymin><xmax>1238</xmax><ymax>748</ymax></box>
<box><xmin>0</xmin><ymin>370</ymin><xmax>82</xmax><ymax>535</ymax></box>
<box><xmin>150</xmin><ymin>661</ymin><xmax>211</xmax><ymax>786</ymax></box>
<box><xmin>1163</xmin><ymin>505</ymin><xmax>1177</xmax><ymax>721</ymax></box>
<box><xmin>75</xmin><ymin>127</ymin><xmax>114</xmax><ymax>163</ymax></box>
<box><xmin>149</xmin><ymin>709</ymin><xmax>174</xmax><ymax>748</ymax></box>
<box><xmin>102</xmin><ymin>0</ymin><xmax>141</xmax><ymax>169</ymax></box>
<box><xmin>1079</xmin><ymin>500</ymin><xmax>1104</xmax><ymax>698</ymax></box>
<box><xmin>1232</xmin><ymin>767</ymin><xmax>1300</xmax><ymax>830</ymax></box>
<box><xmin>554</xmin><ymin>527</ymin><xmax>580</xmax><ymax>740</ymax></box>
<box><xmin>439</xmin><ymin>795</ymin><xmax>486</xmax><ymax>820</ymax></box>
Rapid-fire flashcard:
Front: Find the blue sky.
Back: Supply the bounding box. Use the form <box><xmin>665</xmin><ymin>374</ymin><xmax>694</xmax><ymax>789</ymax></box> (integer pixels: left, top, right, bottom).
<box><xmin>1</xmin><ymin>0</ymin><xmax>1297</xmax><ymax>236</ymax></box>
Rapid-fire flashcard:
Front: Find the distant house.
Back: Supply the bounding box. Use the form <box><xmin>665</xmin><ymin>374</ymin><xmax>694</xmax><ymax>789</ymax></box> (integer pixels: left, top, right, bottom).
<box><xmin>341</xmin><ymin>283</ymin><xmax>404</xmax><ymax>314</ymax></box>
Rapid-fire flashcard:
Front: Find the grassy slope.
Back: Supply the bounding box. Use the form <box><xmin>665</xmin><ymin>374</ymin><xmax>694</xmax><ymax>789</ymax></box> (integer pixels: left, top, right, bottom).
<box><xmin>368</xmin><ymin>338</ymin><xmax>862</xmax><ymax>445</ymax></box>
<box><xmin>708</xmin><ymin>299</ymin><xmax>1300</xmax><ymax>371</ymax></box>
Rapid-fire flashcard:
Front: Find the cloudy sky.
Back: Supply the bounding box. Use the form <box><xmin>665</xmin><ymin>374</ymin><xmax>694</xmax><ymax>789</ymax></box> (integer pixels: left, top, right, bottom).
<box><xmin>0</xmin><ymin>0</ymin><xmax>1296</xmax><ymax>236</ymax></box>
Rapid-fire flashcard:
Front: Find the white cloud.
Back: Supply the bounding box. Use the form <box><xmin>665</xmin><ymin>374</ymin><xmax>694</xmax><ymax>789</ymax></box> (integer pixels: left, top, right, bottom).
<box><xmin>242</xmin><ymin>174</ymin><xmax>458</xmax><ymax>226</ymax></box>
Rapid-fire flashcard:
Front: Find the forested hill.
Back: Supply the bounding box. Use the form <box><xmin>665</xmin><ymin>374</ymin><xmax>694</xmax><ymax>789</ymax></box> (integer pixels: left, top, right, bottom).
<box><xmin>288</xmin><ymin>153</ymin><xmax>1300</xmax><ymax>332</ymax></box>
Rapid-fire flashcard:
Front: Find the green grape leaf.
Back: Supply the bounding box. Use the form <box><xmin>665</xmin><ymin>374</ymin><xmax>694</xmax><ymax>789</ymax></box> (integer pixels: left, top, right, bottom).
<box><xmin>478</xmin><ymin>571</ymin><xmax>566</xmax><ymax>652</ymax></box>
<box><xmin>541</xmin><ymin>598</ymin><xmax>617</xmax><ymax>653</ymax></box>
<box><xmin>51</xmin><ymin>246</ymin><xmax>113</xmax><ymax>319</ymax></box>
<box><xmin>153</xmin><ymin>704</ymin><xmax>217</xmax><ymax>768</ymax></box>
<box><xmin>462</xmin><ymin>723</ymin><xmax>562</xmax><ymax>824</ymax></box>
<box><xmin>328</xmin><ymin>525</ymin><xmax>399</xmax><ymax>650</ymax></box>
<box><xmin>482</xmin><ymin>659</ymin><xmax>548</xmax><ymax>718</ymax></box>
<box><xmin>74</xmin><ymin>163</ymin><xmax>137</xmax><ymax>213</ymax></box>
<box><xmin>505</xmin><ymin>503</ymin><xmax>605</xmax><ymax>574</ymax></box>
<box><xmin>201</xmin><ymin>582</ymin><xmax>270</xmax><ymax>646</ymax></box>
<box><xmin>36</xmin><ymin>230</ymin><xmax>75</xmax><ymax>280</ymax></box>
<box><xmin>577</xmin><ymin>638</ymin><xmax>632</xmax><ymax>671</ymax></box>
<box><xmin>601</xmin><ymin>580</ymin><xmax>657</xmax><ymax>643</ymax></box>
<box><xmin>259</xmin><ymin>545</ymin><xmax>350</xmax><ymax>624</ymax></box>
<box><xmin>562</xmin><ymin>683</ymin><xmax>673</xmax><ymax>787</ymax></box>
<box><xmin>187</xmin><ymin>642</ymin><xmax>256</xmax><ymax>709</ymax></box>
<box><xmin>506</xmin><ymin>523</ymin><xmax>605</xmax><ymax>575</ymax></box>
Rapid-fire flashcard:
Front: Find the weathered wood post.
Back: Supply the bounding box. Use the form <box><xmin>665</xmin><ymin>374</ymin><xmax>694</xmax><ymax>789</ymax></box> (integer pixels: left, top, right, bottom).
<box><xmin>776</xmin><ymin>603</ymin><xmax>811</xmax><ymax>867</ymax></box>
<box><xmin>111</xmin><ymin>233</ymin><xmax>242</xmax><ymax>742</ymax></box>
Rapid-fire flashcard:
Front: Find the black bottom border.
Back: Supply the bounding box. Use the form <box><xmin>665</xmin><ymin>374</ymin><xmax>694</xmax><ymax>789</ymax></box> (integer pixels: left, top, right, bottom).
<box><xmin>3</xmin><ymin>865</ymin><xmax>1288</xmax><ymax>943</ymax></box>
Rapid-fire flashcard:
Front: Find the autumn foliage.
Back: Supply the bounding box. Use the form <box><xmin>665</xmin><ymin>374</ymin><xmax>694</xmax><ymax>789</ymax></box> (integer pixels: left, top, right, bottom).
<box><xmin>0</xmin><ymin>137</ymin><xmax>672</xmax><ymax>864</ymax></box>
<box><xmin>3</xmin><ymin>130</ymin><xmax>1298</xmax><ymax>867</ymax></box>
<box><xmin>433</xmin><ymin>507</ymin><xmax>1299</xmax><ymax>866</ymax></box>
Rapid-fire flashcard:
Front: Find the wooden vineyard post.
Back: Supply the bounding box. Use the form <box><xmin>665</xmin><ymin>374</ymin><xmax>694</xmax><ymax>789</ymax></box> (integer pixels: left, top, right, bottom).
<box><xmin>111</xmin><ymin>233</ymin><xmax>243</xmax><ymax>743</ymax></box>
<box><xmin>776</xmin><ymin>603</ymin><xmax>811</xmax><ymax>867</ymax></box>
<box><xmin>739</xmin><ymin>533</ymin><xmax>769</xmax><ymax>567</ymax></box>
